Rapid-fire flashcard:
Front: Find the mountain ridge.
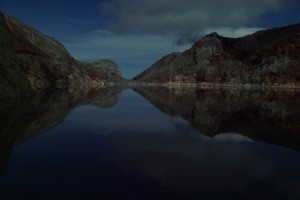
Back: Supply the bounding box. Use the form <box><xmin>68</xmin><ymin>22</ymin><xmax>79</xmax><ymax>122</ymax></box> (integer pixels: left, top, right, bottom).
<box><xmin>133</xmin><ymin>23</ymin><xmax>300</xmax><ymax>88</ymax></box>
<box><xmin>0</xmin><ymin>11</ymin><xmax>124</xmax><ymax>99</ymax></box>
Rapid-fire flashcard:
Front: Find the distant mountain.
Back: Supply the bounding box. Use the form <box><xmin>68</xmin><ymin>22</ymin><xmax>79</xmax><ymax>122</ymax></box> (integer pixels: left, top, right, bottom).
<box><xmin>0</xmin><ymin>12</ymin><xmax>124</xmax><ymax>99</ymax></box>
<box><xmin>133</xmin><ymin>24</ymin><xmax>300</xmax><ymax>88</ymax></box>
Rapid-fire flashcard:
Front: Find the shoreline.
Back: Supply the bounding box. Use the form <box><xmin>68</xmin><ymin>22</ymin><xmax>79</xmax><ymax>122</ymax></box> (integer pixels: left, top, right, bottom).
<box><xmin>127</xmin><ymin>81</ymin><xmax>300</xmax><ymax>90</ymax></box>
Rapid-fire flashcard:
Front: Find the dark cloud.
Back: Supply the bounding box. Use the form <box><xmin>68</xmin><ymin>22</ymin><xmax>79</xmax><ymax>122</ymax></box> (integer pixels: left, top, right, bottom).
<box><xmin>100</xmin><ymin>0</ymin><xmax>287</xmax><ymax>34</ymax></box>
<box><xmin>174</xmin><ymin>32</ymin><xmax>202</xmax><ymax>46</ymax></box>
<box><xmin>99</xmin><ymin>0</ymin><xmax>290</xmax><ymax>45</ymax></box>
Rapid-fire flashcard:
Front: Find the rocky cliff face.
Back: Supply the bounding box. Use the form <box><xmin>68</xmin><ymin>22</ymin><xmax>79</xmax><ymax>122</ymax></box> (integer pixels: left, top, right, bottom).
<box><xmin>0</xmin><ymin>12</ymin><xmax>123</xmax><ymax>99</ymax></box>
<box><xmin>88</xmin><ymin>59</ymin><xmax>122</xmax><ymax>82</ymax></box>
<box><xmin>133</xmin><ymin>24</ymin><xmax>300</xmax><ymax>88</ymax></box>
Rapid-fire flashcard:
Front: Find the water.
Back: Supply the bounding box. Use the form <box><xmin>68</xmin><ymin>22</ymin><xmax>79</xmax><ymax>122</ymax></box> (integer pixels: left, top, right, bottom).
<box><xmin>0</xmin><ymin>87</ymin><xmax>300</xmax><ymax>200</ymax></box>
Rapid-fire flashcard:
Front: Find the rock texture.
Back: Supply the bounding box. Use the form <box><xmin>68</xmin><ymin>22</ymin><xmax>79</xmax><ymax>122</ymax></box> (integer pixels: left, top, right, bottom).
<box><xmin>88</xmin><ymin>59</ymin><xmax>121</xmax><ymax>82</ymax></box>
<box><xmin>133</xmin><ymin>24</ymin><xmax>300</xmax><ymax>88</ymax></box>
<box><xmin>0</xmin><ymin>12</ymin><xmax>123</xmax><ymax>99</ymax></box>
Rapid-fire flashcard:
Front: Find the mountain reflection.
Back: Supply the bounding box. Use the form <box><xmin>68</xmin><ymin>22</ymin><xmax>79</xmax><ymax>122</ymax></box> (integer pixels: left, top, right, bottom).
<box><xmin>0</xmin><ymin>87</ymin><xmax>122</xmax><ymax>175</ymax></box>
<box><xmin>1</xmin><ymin>86</ymin><xmax>300</xmax><ymax>177</ymax></box>
<box><xmin>1</xmin><ymin>87</ymin><xmax>300</xmax><ymax>199</ymax></box>
<box><xmin>135</xmin><ymin>87</ymin><xmax>300</xmax><ymax>149</ymax></box>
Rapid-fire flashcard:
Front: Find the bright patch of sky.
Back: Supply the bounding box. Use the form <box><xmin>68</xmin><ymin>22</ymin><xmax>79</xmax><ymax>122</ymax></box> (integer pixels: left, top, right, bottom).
<box><xmin>1</xmin><ymin>0</ymin><xmax>300</xmax><ymax>78</ymax></box>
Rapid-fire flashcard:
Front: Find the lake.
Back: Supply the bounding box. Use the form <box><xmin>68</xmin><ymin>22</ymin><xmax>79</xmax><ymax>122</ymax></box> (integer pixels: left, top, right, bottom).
<box><xmin>0</xmin><ymin>87</ymin><xmax>300</xmax><ymax>200</ymax></box>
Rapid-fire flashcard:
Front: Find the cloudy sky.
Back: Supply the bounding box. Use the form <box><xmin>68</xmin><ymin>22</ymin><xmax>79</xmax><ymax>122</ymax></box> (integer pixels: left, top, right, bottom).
<box><xmin>1</xmin><ymin>0</ymin><xmax>300</xmax><ymax>78</ymax></box>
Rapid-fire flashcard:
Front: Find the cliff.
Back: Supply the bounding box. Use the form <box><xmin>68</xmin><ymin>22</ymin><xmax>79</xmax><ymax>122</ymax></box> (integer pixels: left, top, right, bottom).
<box><xmin>0</xmin><ymin>12</ymin><xmax>123</xmax><ymax>99</ymax></box>
<box><xmin>133</xmin><ymin>24</ymin><xmax>300</xmax><ymax>88</ymax></box>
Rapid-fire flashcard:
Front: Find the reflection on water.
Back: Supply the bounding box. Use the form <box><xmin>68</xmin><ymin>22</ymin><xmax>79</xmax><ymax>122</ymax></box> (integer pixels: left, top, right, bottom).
<box><xmin>136</xmin><ymin>87</ymin><xmax>300</xmax><ymax>149</ymax></box>
<box><xmin>0</xmin><ymin>87</ymin><xmax>121</xmax><ymax>176</ymax></box>
<box><xmin>0</xmin><ymin>87</ymin><xmax>300</xmax><ymax>199</ymax></box>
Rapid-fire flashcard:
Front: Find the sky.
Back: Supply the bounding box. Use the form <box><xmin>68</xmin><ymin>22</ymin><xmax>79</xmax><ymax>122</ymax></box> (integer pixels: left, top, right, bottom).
<box><xmin>1</xmin><ymin>0</ymin><xmax>300</xmax><ymax>79</ymax></box>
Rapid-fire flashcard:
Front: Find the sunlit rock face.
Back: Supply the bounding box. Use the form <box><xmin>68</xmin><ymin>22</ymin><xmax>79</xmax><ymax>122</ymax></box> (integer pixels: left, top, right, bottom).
<box><xmin>133</xmin><ymin>24</ymin><xmax>300</xmax><ymax>88</ymax></box>
<box><xmin>135</xmin><ymin>87</ymin><xmax>300</xmax><ymax>149</ymax></box>
<box><xmin>0</xmin><ymin>12</ymin><xmax>124</xmax><ymax>99</ymax></box>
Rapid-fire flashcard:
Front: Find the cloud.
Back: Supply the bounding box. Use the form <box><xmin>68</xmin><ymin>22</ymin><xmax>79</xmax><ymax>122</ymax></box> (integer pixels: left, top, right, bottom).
<box><xmin>173</xmin><ymin>27</ymin><xmax>263</xmax><ymax>45</ymax></box>
<box><xmin>204</xmin><ymin>27</ymin><xmax>264</xmax><ymax>38</ymax></box>
<box><xmin>99</xmin><ymin>0</ymin><xmax>288</xmax><ymax>45</ymax></box>
<box><xmin>99</xmin><ymin>0</ymin><xmax>286</xmax><ymax>34</ymax></box>
<box><xmin>174</xmin><ymin>32</ymin><xmax>202</xmax><ymax>46</ymax></box>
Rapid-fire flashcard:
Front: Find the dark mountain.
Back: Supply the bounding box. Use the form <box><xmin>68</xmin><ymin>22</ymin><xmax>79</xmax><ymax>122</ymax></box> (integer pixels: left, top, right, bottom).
<box><xmin>133</xmin><ymin>24</ymin><xmax>300</xmax><ymax>88</ymax></box>
<box><xmin>0</xmin><ymin>12</ymin><xmax>123</xmax><ymax>99</ymax></box>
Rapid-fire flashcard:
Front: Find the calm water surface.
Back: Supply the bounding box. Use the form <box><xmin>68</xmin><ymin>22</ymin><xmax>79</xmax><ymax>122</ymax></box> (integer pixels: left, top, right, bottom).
<box><xmin>0</xmin><ymin>88</ymin><xmax>300</xmax><ymax>200</ymax></box>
